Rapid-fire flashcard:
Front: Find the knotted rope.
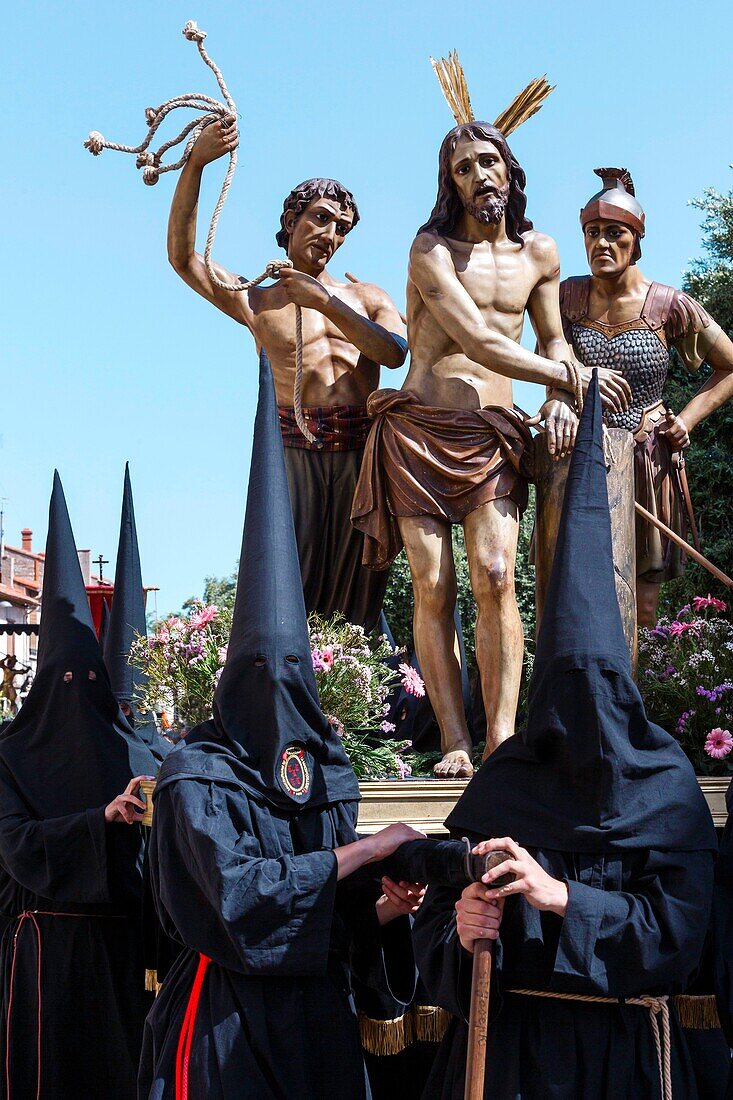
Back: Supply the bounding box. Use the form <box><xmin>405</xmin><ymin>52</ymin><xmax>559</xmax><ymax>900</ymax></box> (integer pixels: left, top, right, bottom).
<box><xmin>84</xmin><ymin>21</ymin><xmax>316</xmax><ymax>444</ymax></box>
<box><xmin>508</xmin><ymin>989</ymin><xmax>673</xmax><ymax>1100</ymax></box>
<box><xmin>564</xmin><ymin>360</ymin><xmax>617</xmax><ymax>466</ymax></box>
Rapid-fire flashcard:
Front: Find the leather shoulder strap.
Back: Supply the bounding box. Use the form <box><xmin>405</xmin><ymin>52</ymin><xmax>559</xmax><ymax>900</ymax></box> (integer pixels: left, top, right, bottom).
<box><xmin>559</xmin><ymin>276</ymin><xmax>591</xmax><ymax>323</ymax></box>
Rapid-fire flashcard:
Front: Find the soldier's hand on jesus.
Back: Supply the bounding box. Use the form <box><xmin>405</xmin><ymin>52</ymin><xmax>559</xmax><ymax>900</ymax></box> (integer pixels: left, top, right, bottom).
<box><xmin>659</xmin><ymin>409</ymin><xmax>691</xmax><ymax>452</ymax></box>
<box><xmin>475</xmin><ymin>837</ymin><xmax>569</xmax><ymax>917</ymax></box>
<box><xmin>579</xmin><ymin>365</ymin><xmax>632</xmax><ymax>415</ymax></box>
<box><xmin>189</xmin><ymin>115</ymin><xmax>238</xmax><ymax>168</ymax></box>
<box><xmin>455</xmin><ymin>882</ymin><xmax>504</xmax><ymax>953</ymax></box>
<box><xmin>278</xmin><ymin>268</ymin><xmax>331</xmax><ymax>310</ymax></box>
<box><xmin>376</xmin><ymin>877</ymin><xmax>427</xmax><ymax>924</ymax></box>
<box><xmin>104</xmin><ymin>775</ymin><xmax>153</xmax><ymax>825</ymax></box>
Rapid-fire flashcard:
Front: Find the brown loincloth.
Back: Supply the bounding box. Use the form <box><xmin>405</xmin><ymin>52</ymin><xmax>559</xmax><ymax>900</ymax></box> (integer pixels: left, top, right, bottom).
<box><xmin>352</xmin><ymin>390</ymin><xmax>534</xmax><ymax>570</ymax></box>
<box><xmin>634</xmin><ymin>404</ymin><xmax>692</xmax><ymax>582</ymax></box>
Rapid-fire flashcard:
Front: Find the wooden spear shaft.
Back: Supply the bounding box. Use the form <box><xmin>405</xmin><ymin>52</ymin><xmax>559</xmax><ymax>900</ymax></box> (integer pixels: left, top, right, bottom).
<box><xmin>635</xmin><ymin>502</ymin><xmax>733</xmax><ymax>589</ymax></box>
<box><xmin>464</xmin><ymin>851</ymin><xmax>515</xmax><ymax>1100</ymax></box>
<box><xmin>465</xmin><ymin>939</ymin><xmax>494</xmax><ymax>1100</ymax></box>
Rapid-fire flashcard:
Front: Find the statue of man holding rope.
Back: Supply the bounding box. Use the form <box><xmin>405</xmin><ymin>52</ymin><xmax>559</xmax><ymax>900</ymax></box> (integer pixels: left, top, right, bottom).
<box><xmin>167</xmin><ymin>116</ymin><xmax>407</xmax><ymax>634</ymax></box>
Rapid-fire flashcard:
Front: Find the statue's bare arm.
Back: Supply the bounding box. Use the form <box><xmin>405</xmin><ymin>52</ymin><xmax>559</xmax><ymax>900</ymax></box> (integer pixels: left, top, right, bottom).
<box><xmin>525</xmin><ymin>236</ymin><xmax>582</xmax><ymax>453</ymax></box>
<box><xmin>167</xmin><ymin>119</ymin><xmax>254</xmax><ymax>328</ymax></box>
<box><xmin>278</xmin><ymin>273</ymin><xmax>408</xmax><ymax>369</ymax></box>
<box><xmin>679</xmin><ymin>329</ymin><xmax>733</xmax><ymax>432</ymax></box>
<box><xmin>343</xmin><ymin>283</ymin><xmax>408</xmax><ymax>368</ymax></box>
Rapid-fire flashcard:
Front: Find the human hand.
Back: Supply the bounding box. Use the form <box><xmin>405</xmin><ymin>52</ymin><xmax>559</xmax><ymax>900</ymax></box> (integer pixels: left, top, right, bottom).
<box><xmin>455</xmin><ymin>881</ymin><xmax>504</xmax><ymax>953</ymax></box>
<box><xmin>104</xmin><ymin>775</ymin><xmax>153</xmax><ymax>825</ymax></box>
<box><xmin>658</xmin><ymin>409</ymin><xmax>690</xmax><ymax>452</ymax></box>
<box><xmin>473</xmin><ymin>837</ymin><xmax>568</xmax><ymax>916</ymax></box>
<box><xmin>376</xmin><ymin>877</ymin><xmax>426</xmax><ymax>924</ymax></box>
<box><xmin>278</xmin><ymin>268</ymin><xmax>331</xmax><ymax>310</ymax></box>
<box><xmin>528</xmin><ymin>398</ymin><xmax>578</xmax><ymax>459</ymax></box>
<box><xmin>189</xmin><ymin>115</ymin><xmax>238</xmax><ymax>168</ymax></box>
<box><xmin>368</xmin><ymin>822</ymin><xmax>427</xmax><ymax>862</ymax></box>
<box><xmin>579</xmin><ymin>365</ymin><xmax>631</xmax><ymax>414</ymax></box>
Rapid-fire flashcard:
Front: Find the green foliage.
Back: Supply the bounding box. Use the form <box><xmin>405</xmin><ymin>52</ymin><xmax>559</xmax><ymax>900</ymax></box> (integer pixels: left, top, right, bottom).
<box><xmin>660</xmin><ymin>185</ymin><xmax>733</xmax><ymax>613</ymax></box>
<box><xmin>182</xmin><ymin>569</ymin><xmax>238</xmax><ymax>614</ymax></box>
<box><xmin>382</xmin><ymin>489</ymin><xmax>537</xmax><ymax>683</ymax></box>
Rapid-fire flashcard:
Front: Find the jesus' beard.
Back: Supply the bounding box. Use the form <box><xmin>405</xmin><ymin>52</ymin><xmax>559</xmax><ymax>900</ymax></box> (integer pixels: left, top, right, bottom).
<box><xmin>462</xmin><ymin>182</ymin><xmax>510</xmax><ymax>225</ymax></box>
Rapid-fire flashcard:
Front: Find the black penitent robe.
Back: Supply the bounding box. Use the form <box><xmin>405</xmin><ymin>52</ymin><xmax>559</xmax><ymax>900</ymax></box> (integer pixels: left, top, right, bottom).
<box><xmin>139</xmin><ymin>777</ymin><xmax>414</xmax><ymax>1100</ymax></box>
<box><xmin>0</xmin><ymin>776</ymin><xmax>150</xmax><ymax>1099</ymax></box>
<box><xmin>413</xmin><ymin>839</ymin><xmax>714</xmax><ymax>1100</ymax></box>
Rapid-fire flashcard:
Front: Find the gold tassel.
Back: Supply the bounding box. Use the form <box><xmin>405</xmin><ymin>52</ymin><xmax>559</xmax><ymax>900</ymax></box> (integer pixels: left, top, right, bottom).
<box><xmin>357</xmin><ymin>1010</ymin><xmax>414</xmax><ymax>1055</ymax></box>
<box><xmin>430</xmin><ymin>51</ymin><xmax>555</xmax><ymax>138</ymax></box>
<box><xmin>493</xmin><ymin>76</ymin><xmax>555</xmax><ymax>137</ymax></box>
<box><xmin>145</xmin><ymin>968</ymin><xmax>162</xmax><ymax>995</ymax></box>
<box><xmin>410</xmin><ymin>1004</ymin><xmax>452</xmax><ymax>1044</ymax></box>
<box><xmin>673</xmin><ymin>994</ymin><xmax>721</xmax><ymax>1030</ymax></box>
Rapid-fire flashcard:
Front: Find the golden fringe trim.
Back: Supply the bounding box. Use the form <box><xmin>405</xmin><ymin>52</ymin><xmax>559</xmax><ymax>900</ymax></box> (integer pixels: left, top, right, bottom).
<box><xmin>673</xmin><ymin>994</ymin><xmax>721</xmax><ymax>1030</ymax></box>
<box><xmin>145</xmin><ymin>968</ymin><xmax>162</xmax><ymax>996</ymax></box>
<box><xmin>358</xmin><ymin>1004</ymin><xmax>452</xmax><ymax>1055</ymax></box>
<box><xmin>411</xmin><ymin>1004</ymin><xmax>452</xmax><ymax>1044</ymax></box>
<box><xmin>358</xmin><ymin>1010</ymin><xmax>412</xmax><ymax>1056</ymax></box>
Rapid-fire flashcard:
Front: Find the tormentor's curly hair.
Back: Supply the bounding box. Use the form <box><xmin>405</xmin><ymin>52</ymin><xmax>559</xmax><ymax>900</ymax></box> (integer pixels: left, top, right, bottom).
<box><xmin>276</xmin><ymin>178</ymin><xmax>360</xmax><ymax>250</ymax></box>
<box><xmin>418</xmin><ymin>122</ymin><xmax>532</xmax><ymax>245</ymax></box>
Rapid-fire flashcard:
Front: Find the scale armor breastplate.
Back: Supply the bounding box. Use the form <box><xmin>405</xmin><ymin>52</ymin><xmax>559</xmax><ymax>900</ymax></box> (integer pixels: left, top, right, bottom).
<box><xmin>570</xmin><ymin>323</ymin><xmax>671</xmax><ymax>432</ymax></box>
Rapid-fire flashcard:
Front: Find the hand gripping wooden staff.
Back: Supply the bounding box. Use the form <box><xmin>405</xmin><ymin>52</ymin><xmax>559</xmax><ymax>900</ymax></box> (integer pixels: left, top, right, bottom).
<box><xmin>464</xmin><ymin>850</ymin><xmax>516</xmax><ymax>1100</ymax></box>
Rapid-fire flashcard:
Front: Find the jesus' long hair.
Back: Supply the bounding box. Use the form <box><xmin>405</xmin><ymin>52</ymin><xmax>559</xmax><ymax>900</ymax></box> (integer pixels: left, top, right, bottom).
<box><xmin>418</xmin><ymin>122</ymin><xmax>533</xmax><ymax>245</ymax></box>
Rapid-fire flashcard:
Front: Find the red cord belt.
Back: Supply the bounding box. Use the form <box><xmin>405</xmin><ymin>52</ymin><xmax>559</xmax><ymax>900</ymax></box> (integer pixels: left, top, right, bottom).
<box><xmin>5</xmin><ymin>910</ymin><xmax>126</xmax><ymax>1100</ymax></box>
<box><xmin>175</xmin><ymin>953</ymin><xmax>212</xmax><ymax>1100</ymax></box>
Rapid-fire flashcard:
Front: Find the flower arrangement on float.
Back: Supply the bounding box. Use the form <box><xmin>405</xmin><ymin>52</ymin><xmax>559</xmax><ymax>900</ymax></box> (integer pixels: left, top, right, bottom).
<box><xmin>130</xmin><ymin>607</ymin><xmax>424</xmax><ymax>780</ymax></box>
<box><xmin>636</xmin><ymin>595</ymin><xmax>733</xmax><ymax>774</ymax></box>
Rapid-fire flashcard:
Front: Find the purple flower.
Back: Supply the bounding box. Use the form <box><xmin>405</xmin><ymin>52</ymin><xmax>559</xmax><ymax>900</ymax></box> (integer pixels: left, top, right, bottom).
<box><xmin>396</xmin><ymin>757</ymin><xmax>412</xmax><ymax>780</ymax></box>
<box><xmin>380</xmin><ymin>721</ymin><xmax>396</xmax><ymax>733</ymax></box>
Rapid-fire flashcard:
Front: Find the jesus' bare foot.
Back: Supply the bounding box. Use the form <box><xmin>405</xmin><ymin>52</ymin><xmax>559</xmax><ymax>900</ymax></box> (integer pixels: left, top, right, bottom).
<box><xmin>433</xmin><ymin>747</ymin><xmax>474</xmax><ymax>779</ymax></box>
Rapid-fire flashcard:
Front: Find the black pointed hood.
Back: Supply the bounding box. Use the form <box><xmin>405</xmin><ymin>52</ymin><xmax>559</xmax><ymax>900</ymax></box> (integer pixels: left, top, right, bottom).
<box><xmin>448</xmin><ymin>374</ymin><xmax>715</xmax><ymax>852</ymax></box>
<box><xmin>0</xmin><ymin>473</ymin><xmax>156</xmax><ymax>819</ymax></box>
<box><xmin>158</xmin><ymin>352</ymin><xmax>359</xmax><ymax>812</ymax></box>
<box><xmin>105</xmin><ymin>465</ymin><xmax>171</xmax><ymax>762</ymax></box>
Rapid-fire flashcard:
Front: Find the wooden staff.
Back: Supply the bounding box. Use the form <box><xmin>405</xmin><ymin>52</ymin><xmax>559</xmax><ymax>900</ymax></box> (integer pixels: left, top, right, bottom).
<box><xmin>464</xmin><ymin>850</ymin><xmax>515</xmax><ymax>1100</ymax></box>
<box><xmin>635</xmin><ymin>502</ymin><xmax>733</xmax><ymax>589</ymax></box>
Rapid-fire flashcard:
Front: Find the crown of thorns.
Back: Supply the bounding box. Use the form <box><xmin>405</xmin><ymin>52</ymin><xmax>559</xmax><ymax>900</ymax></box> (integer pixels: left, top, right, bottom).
<box><xmin>429</xmin><ymin>50</ymin><xmax>554</xmax><ymax>136</ymax></box>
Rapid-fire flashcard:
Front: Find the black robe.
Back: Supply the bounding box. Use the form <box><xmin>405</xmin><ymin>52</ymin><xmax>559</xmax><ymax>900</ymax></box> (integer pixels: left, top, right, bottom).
<box><xmin>413</xmin><ymin>837</ymin><xmax>714</xmax><ymax>1099</ymax></box>
<box><xmin>139</xmin><ymin>775</ymin><xmax>414</xmax><ymax>1099</ymax></box>
<box><xmin>0</xmin><ymin>770</ymin><xmax>150</xmax><ymax>1099</ymax></box>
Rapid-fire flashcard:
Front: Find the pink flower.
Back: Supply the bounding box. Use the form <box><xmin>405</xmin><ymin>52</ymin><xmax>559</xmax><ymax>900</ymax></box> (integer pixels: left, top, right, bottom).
<box><xmin>704</xmin><ymin>728</ymin><xmax>733</xmax><ymax>759</ymax></box>
<box><xmin>312</xmin><ymin>646</ymin><xmax>334</xmax><ymax>673</ymax></box>
<box><xmin>399</xmin><ymin>663</ymin><xmax>425</xmax><ymax>698</ymax></box>
<box><xmin>693</xmin><ymin>594</ymin><xmax>727</xmax><ymax>614</ymax></box>
<box><xmin>396</xmin><ymin>757</ymin><xmax>412</xmax><ymax>780</ymax></box>
<box><xmin>669</xmin><ymin>620</ymin><xmax>699</xmax><ymax>638</ymax></box>
<box><xmin>380</xmin><ymin>721</ymin><xmax>396</xmax><ymax>733</ymax></box>
<box><xmin>188</xmin><ymin>605</ymin><xmax>218</xmax><ymax>631</ymax></box>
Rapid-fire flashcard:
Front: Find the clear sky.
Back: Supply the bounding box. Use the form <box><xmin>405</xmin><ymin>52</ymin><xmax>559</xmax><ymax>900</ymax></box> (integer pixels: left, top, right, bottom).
<box><xmin>4</xmin><ymin>0</ymin><xmax>732</xmax><ymax>614</ymax></box>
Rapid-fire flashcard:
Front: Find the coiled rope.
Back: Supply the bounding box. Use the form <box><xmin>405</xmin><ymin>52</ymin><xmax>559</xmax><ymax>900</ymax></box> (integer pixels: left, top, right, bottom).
<box><xmin>84</xmin><ymin>20</ymin><xmax>316</xmax><ymax>444</ymax></box>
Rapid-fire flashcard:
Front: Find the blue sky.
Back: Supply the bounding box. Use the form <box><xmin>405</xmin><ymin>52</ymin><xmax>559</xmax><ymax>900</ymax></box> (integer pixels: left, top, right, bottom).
<box><xmin>4</xmin><ymin>1</ymin><xmax>732</xmax><ymax>615</ymax></box>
